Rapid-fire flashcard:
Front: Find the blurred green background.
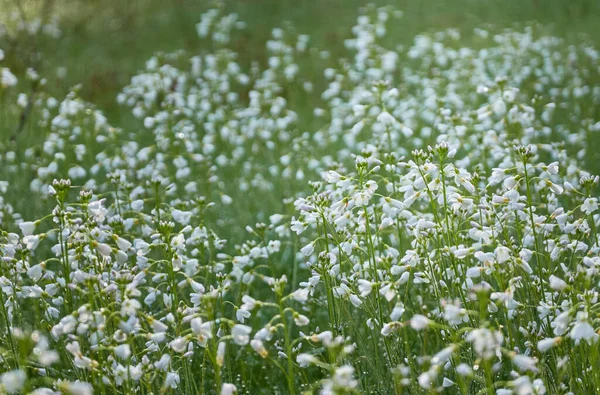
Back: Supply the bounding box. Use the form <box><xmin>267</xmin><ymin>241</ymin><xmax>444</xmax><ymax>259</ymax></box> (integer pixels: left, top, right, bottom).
<box><xmin>1</xmin><ymin>0</ymin><xmax>600</xmax><ymax>222</ymax></box>
<box><xmin>2</xmin><ymin>0</ymin><xmax>599</xmax><ymax>124</ymax></box>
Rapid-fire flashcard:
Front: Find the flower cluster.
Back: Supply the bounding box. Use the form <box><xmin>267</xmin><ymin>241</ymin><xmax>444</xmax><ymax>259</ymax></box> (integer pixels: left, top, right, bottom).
<box><xmin>1</xmin><ymin>3</ymin><xmax>600</xmax><ymax>394</ymax></box>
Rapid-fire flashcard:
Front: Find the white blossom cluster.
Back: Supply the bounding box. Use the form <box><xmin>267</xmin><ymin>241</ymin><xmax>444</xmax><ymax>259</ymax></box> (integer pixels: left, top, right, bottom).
<box><xmin>1</xmin><ymin>4</ymin><xmax>600</xmax><ymax>395</ymax></box>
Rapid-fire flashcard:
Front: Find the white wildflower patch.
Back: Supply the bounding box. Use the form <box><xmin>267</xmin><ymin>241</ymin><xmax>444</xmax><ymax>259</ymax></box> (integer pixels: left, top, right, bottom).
<box><xmin>1</xmin><ymin>3</ymin><xmax>600</xmax><ymax>394</ymax></box>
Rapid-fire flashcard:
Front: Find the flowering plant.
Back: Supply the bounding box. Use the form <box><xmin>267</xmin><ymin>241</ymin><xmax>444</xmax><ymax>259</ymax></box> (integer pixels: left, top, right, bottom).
<box><xmin>1</xmin><ymin>3</ymin><xmax>600</xmax><ymax>394</ymax></box>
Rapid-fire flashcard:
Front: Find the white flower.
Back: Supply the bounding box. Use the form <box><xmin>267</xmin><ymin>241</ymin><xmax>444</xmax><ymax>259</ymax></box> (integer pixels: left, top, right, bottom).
<box><xmin>512</xmin><ymin>376</ymin><xmax>536</xmax><ymax>395</ymax></box>
<box><xmin>250</xmin><ymin>339</ymin><xmax>268</xmax><ymax>358</ymax></box>
<box><xmin>114</xmin><ymin>236</ymin><xmax>132</xmax><ymax>252</ymax></box>
<box><xmin>581</xmin><ymin>198</ymin><xmax>598</xmax><ymax>215</ymax></box>
<box><xmin>114</xmin><ymin>344</ymin><xmax>131</xmax><ymax>360</ymax></box>
<box><xmin>236</xmin><ymin>308</ymin><xmax>251</xmax><ymax>323</ymax></box>
<box><xmin>1</xmin><ymin>370</ymin><xmax>26</xmax><ymax>393</ymax></box>
<box><xmin>291</xmin><ymin>287</ymin><xmax>310</xmax><ymax>303</ymax></box>
<box><xmin>569</xmin><ymin>320</ymin><xmax>598</xmax><ymax>344</ymax></box>
<box><xmin>502</xmin><ymin>89</ymin><xmax>517</xmax><ymax>102</ymax></box>
<box><xmin>23</xmin><ymin>235</ymin><xmax>41</xmax><ymax>251</ymax></box>
<box><xmin>349</xmin><ymin>294</ymin><xmax>362</xmax><ymax>307</ymax></box>
<box><xmin>1</xmin><ymin>68</ymin><xmax>18</xmax><ymax>87</ymax></box>
<box><xmin>232</xmin><ymin>324</ymin><xmax>252</xmax><ymax>345</ymax></box>
<box><xmin>63</xmin><ymin>381</ymin><xmax>93</xmax><ymax>395</ymax></box>
<box><xmin>547</xmin><ymin>181</ymin><xmax>563</xmax><ymax>195</ymax></box>
<box><xmin>357</xmin><ymin>279</ymin><xmax>373</xmax><ymax>297</ymax></box>
<box><xmin>27</xmin><ymin>264</ymin><xmax>44</xmax><ymax>281</ymax></box>
<box><xmin>474</xmin><ymin>251</ymin><xmax>493</xmax><ymax>264</ymax></box>
<box><xmin>552</xmin><ymin>311</ymin><xmax>571</xmax><ymax>336</ymax></box>
<box><xmin>240</xmin><ymin>295</ymin><xmax>257</xmax><ymax>311</ymax></box>
<box><xmin>150</xmin><ymin>317</ymin><xmax>168</xmax><ymax>332</ymax></box>
<box><xmin>221</xmin><ymin>383</ymin><xmax>237</xmax><ymax>395</ymax></box>
<box><xmin>494</xmin><ymin>246</ymin><xmax>511</xmax><ymax>263</ymax></box>
<box><xmin>444</xmin><ymin>304</ymin><xmax>467</xmax><ymax>326</ymax></box>
<box><xmin>95</xmin><ymin>242</ymin><xmax>112</xmax><ymax>257</ymax></box>
<box><xmin>294</xmin><ymin>314</ymin><xmax>310</xmax><ymax>326</ymax></box>
<box><xmin>164</xmin><ymin>372</ymin><xmax>180</xmax><ymax>389</ymax></box>
<box><xmin>377</xmin><ymin>111</ymin><xmax>397</xmax><ymax>126</ymax></box>
<box><xmin>29</xmin><ymin>389</ymin><xmax>57</xmax><ymax>395</ymax></box>
<box><xmin>326</xmin><ymin>170</ymin><xmax>342</xmax><ymax>183</ymax></box>
<box><xmin>217</xmin><ymin>342</ymin><xmax>226</xmax><ymax>366</ymax></box>
<box><xmin>492</xmin><ymin>99</ymin><xmax>506</xmax><ymax>115</ymax></box>
<box><xmin>456</xmin><ymin>363</ymin><xmax>473</xmax><ymax>377</ymax></box>
<box><xmin>548</xmin><ymin>275</ymin><xmax>568</xmax><ymax>291</ymax></box>
<box><xmin>390</xmin><ymin>304</ymin><xmax>405</xmax><ymax>321</ymax></box>
<box><xmin>381</xmin><ymin>322</ymin><xmax>402</xmax><ymax>336</ymax></box>
<box><xmin>120</xmin><ymin>299</ymin><xmax>141</xmax><ymax>317</ymax></box>
<box><xmin>296</xmin><ymin>353</ymin><xmax>317</xmax><ymax>367</ymax></box>
<box><xmin>431</xmin><ymin>345</ymin><xmax>456</xmax><ymax>365</ymax></box>
<box><xmin>172</xmin><ymin>209</ymin><xmax>193</xmax><ymax>225</ymax></box>
<box><xmin>466</xmin><ymin>328</ymin><xmax>504</xmax><ymax>359</ymax></box>
<box><xmin>316</xmin><ymin>331</ymin><xmax>334</xmax><ymax>345</ymax></box>
<box><xmin>87</xmin><ymin>199</ymin><xmax>107</xmax><ymax>222</ymax></box>
<box><xmin>418</xmin><ymin>368</ymin><xmax>437</xmax><ymax>389</ymax></box>
<box><xmin>546</xmin><ymin>161</ymin><xmax>559</xmax><ymax>174</ymax></box>
<box><xmin>131</xmin><ymin>199</ymin><xmax>144</xmax><ymax>210</ymax></box>
<box><xmin>353</xmin><ymin>190</ymin><xmax>371</xmax><ymax>206</ymax></box>
<box><xmin>379</xmin><ymin>217</ymin><xmax>394</xmax><ymax>230</ymax></box>
<box><xmin>410</xmin><ymin>315</ymin><xmax>430</xmax><ymax>330</ymax></box>
<box><xmin>443</xmin><ymin>378</ymin><xmax>456</xmax><ymax>388</ymax></box>
<box><xmin>155</xmin><ymin>354</ymin><xmax>171</xmax><ymax>371</ymax></box>
<box><xmin>537</xmin><ymin>337</ymin><xmax>561</xmax><ymax>352</ymax></box>
<box><xmin>510</xmin><ymin>353</ymin><xmax>538</xmax><ymax>372</ymax></box>
<box><xmin>454</xmin><ymin>248</ymin><xmax>470</xmax><ymax>259</ymax></box>
<box><xmin>170</xmin><ymin>233</ymin><xmax>186</xmax><ymax>250</ymax></box>
<box><xmin>330</xmin><ymin>365</ymin><xmax>358</xmax><ymax>391</ymax></box>
<box><xmin>300</xmin><ymin>243</ymin><xmax>314</xmax><ymax>256</ymax></box>
<box><xmin>170</xmin><ymin>337</ymin><xmax>188</xmax><ymax>353</ymax></box>
<box><xmin>221</xmin><ymin>194</ymin><xmax>233</xmax><ymax>205</ymax></box>
<box><xmin>18</xmin><ymin>221</ymin><xmax>36</xmax><ymax>236</ymax></box>
<box><xmin>489</xmin><ymin>168</ymin><xmax>506</xmax><ymax>185</ymax></box>
<box><xmin>466</xmin><ymin>267</ymin><xmax>482</xmax><ymax>278</ymax></box>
